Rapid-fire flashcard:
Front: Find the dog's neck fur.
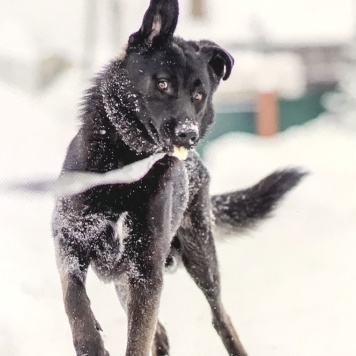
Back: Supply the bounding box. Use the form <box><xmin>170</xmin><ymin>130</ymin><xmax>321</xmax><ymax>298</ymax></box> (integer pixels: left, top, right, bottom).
<box><xmin>79</xmin><ymin>61</ymin><xmax>159</xmax><ymax>162</ymax></box>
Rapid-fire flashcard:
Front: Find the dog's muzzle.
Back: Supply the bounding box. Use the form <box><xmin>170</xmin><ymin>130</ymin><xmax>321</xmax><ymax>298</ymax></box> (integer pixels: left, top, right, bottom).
<box><xmin>161</xmin><ymin>118</ymin><xmax>199</xmax><ymax>160</ymax></box>
<box><xmin>172</xmin><ymin>120</ymin><xmax>199</xmax><ymax>148</ymax></box>
<box><xmin>171</xmin><ymin>120</ymin><xmax>199</xmax><ymax>160</ymax></box>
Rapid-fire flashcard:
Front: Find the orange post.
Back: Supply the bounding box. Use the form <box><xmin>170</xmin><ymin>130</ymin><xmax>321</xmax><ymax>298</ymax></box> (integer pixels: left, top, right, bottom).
<box><xmin>256</xmin><ymin>92</ymin><xmax>279</xmax><ymax>136</ymax></box>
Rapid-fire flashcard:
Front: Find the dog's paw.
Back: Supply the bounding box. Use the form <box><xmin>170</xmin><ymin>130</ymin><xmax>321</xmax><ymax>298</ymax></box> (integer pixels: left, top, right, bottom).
<box><xmin>75</xmin><ymin>337</ymin><xmax>109</xmax><ymax>356</ymax></box>
<box><xmin>77</xmin><ymin>350</ymin><xmax>109</xmax><ymax>356</ymax></box>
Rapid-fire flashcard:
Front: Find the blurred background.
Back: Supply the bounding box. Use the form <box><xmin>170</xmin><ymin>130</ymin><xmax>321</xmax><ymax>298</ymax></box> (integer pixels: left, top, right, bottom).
<box><xmin>0</xmin><ymin>0</ymin><xmax>356</xmax><ymax>355</ymax></box>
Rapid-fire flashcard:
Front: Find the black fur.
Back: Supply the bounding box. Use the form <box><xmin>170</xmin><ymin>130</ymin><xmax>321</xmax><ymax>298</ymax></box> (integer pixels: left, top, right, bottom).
<box><xmin>52</xmin><ymin>1</ymin><xmax>305</xmax><ymax>355</ymax></box>
<box><xmin>212</xmin><ymin>169</ymin><xmax>307</xmax><ymax>234</ymax></box>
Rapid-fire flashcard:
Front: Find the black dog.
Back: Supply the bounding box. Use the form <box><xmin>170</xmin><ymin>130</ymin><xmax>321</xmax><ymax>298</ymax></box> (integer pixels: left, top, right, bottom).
<box><xmin>52</xmin><ymin>1</ymin><xmax>305</xmax><ymax>355</ymax></box>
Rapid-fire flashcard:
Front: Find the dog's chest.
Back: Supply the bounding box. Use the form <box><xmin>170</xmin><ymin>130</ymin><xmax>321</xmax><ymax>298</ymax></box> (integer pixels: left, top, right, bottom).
<box><xmin>90</xmin><ymin>211</ymin><xmax>129</xmax><ymax>282</ymax></box>
<box><xmin>91</xmin><ymin>197</ymin><xmax>187</xmax><ymax>282</ymax></box>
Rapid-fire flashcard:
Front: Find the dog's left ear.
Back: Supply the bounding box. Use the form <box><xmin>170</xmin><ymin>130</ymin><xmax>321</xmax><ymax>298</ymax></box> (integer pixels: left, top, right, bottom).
<box><xmin>129</xmin><ymin>0</ymin><xmax>179</xmax><ymax>47</ymax></box>
<box><xmin>198</xmin><ymin>41</ymin><xmax>235</xmax><ymax>81</ymax></box>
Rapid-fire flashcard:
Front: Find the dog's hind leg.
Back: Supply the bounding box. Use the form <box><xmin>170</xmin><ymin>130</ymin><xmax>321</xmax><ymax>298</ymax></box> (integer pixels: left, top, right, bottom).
<box><xmin>152</xmin><ymin>321</ymin><xmax>170</xmax><ymax>356</ymax></box>
<box><xmin>178</xmin><ymin>187</ymin><xmax>248</xmax><ymax>356</ymax></box>
<box><xmin>181</xmin><ymin>233</ymin><xmax>247</xmax><ymax>356</ymax></box>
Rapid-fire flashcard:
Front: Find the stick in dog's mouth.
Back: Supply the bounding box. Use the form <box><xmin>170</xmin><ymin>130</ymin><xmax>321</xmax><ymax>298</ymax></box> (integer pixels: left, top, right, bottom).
<box><xmin>171</xmin><ymin>145</ymin><xmax>189</xmax><ymax>161</ymax></box>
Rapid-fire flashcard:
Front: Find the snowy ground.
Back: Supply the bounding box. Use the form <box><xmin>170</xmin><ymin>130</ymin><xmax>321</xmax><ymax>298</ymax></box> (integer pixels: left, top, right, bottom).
<box><xmin>0</xmin><ymin>81</ymin><xmax>356</xmax><ymax>356</ymax></box>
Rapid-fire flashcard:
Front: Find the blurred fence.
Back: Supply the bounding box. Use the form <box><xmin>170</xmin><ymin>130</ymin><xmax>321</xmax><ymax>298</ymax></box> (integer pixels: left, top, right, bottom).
<box><xmin>198</xmin><ymin>90</ymin><xmax>326</xmax><ymax>154</ymax></box>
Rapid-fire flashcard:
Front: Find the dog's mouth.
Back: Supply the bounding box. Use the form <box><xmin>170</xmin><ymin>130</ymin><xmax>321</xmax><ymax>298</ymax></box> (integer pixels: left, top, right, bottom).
<box><xmin>171</xmin><ymin>145</ymin><xmax>189</xmax><ymax>160</ymax></box>
<box><xmin>146</xmin><ymin>120</ymin><xmax>193</xmax><ymax>160</ymax></box>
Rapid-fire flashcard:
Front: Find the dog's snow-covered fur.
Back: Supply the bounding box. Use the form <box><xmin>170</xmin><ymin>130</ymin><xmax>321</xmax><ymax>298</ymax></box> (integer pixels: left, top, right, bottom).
<box><xmin>52</xmin><ymin>1</ymin><xmax>305</xmax><ymax>355</ymax></box>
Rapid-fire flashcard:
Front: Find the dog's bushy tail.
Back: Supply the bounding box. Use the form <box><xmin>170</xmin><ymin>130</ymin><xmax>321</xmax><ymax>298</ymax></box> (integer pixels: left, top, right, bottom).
<box><xmin>211</xmin><ymin>169</ymin><xmax>307</xmax><ymax>235</ymax></box>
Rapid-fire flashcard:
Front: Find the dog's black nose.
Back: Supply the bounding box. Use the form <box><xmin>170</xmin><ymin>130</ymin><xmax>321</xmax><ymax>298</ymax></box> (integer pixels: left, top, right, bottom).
<box><xmin>173</xmin><ymin>121</ymin><xmax>199</xmax><ymax>147</ymax></box>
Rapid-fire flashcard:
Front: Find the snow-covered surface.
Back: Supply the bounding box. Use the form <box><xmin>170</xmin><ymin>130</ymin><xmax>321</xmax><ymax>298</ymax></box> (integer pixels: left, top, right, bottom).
<box><xmin>0</xmin><ymin>75</ymin><xmax>355</xmax><ymax>355</ymax></box>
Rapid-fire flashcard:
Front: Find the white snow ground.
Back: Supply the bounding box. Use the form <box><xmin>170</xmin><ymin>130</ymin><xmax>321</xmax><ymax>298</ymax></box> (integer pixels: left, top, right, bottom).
<box><xmin>0</xmin><ymin>82</ymin><xmax>356</xmax><ymax>356</ymax></box>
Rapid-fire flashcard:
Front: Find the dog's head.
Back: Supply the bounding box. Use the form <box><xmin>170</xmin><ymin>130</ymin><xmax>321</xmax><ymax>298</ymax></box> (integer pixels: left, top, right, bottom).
<box><xmin>100</xmin><ymin>0</ymin><xmax>234</xmax><ymax>156</ymax></box>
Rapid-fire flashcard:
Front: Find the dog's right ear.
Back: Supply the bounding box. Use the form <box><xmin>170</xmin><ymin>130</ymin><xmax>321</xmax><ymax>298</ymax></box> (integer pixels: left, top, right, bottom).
<box><xmin>129</xmin><ymin>0</ymin><xmax>179</xmax><ymax>47</ymax></box>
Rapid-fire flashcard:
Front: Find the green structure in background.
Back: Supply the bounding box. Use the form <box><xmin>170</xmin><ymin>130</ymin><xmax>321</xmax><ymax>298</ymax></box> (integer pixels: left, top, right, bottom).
<box><xmin>197</xmin><ymin>91</ymin><xmax>326</xmax><ymax>156</ymax></box>
<box><xmin>279</xmin><ymin>91</ymin><xmax>325</xmax><ymax>131</ymax></box>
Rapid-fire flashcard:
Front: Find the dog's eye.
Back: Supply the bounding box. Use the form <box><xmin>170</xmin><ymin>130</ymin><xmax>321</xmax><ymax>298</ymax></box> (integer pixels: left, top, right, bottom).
<box><xmin>194</xmin><ymin>92</ymin><xmax>204</xmax><ymax>101</ymax></box>
<box><xmin>157</xmin><ymin>80</ymin><xmax>168</xmax><ymax>91</ymax></box>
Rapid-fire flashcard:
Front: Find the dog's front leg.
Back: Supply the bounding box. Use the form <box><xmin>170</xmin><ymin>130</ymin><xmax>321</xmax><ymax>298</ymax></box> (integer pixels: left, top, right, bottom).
<box><xmin>53</xmin><ymin>211</ymin><xmax>115</xmax><ymax>356</ymax></box>
<box><xmin>124</xmin><ymin>158</ymin><xmax>187</xmax><ymax>356</ymax></box>
<box><xmin>125</xmin><ymin>269</ymin><xmax>163</xmax><ymax>356</ymax></box>
<box><xmin>115</xmin><ymin>277</ymin><xmax>169</xmax><ymax>356</ymax></box>
<box><xmin>61</xmin><ymin>271</ymin><xmax>108</xmax><ymax>356</ymax></box>
<box><xmin>124</xmin><ymin>204</ymin><xmax>170</xmax><ymax>356</ymax></box>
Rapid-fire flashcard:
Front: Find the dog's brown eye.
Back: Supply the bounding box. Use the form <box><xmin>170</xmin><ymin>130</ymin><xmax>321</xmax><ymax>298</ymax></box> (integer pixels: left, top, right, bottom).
<box><xmin>157</xmin><ymin>80</ymin><xmax>168</xmax><ymax>91</ymax></box>
<box><xmin>194</xmin><ymin>92</ymin><xmax>203</xmax><ymax>101</ymax></box>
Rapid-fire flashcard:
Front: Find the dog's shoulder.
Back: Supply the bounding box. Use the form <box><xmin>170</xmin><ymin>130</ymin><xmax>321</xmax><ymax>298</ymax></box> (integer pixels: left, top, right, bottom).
<box><xmin>62</xmin><ymin>133</ymin><xmax>107</xmax><ymax>173</ymax></box>
<box><xmin>62</xmin><ymin>129</ymin><xmax>137</xmax><ymax>174</ymax></box>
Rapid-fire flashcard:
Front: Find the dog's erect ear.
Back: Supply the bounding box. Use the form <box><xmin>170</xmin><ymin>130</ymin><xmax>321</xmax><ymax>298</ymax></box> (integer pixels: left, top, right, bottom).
<box><xmin>129</xmin><ymin>0</ymin><xmax>179</xmax><ymax>47</ymax></box>
<box><xmin>198</xmin><ymin>41</ymin><xmax>235</xmax><ymax>81</ymax></box>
